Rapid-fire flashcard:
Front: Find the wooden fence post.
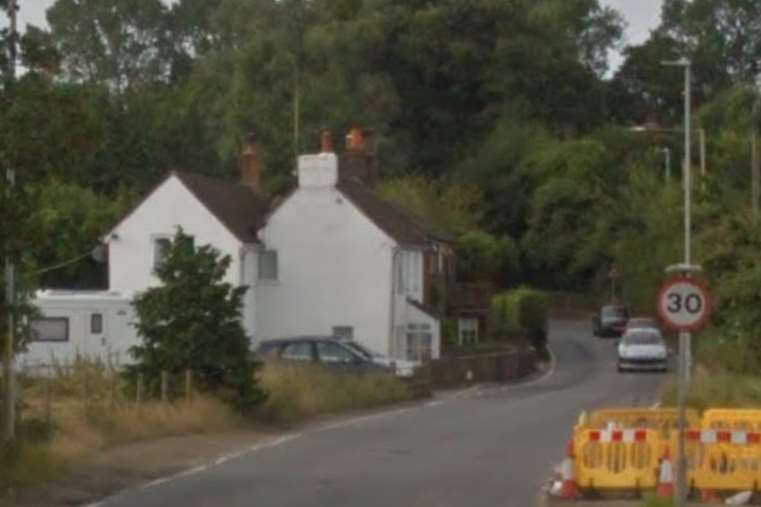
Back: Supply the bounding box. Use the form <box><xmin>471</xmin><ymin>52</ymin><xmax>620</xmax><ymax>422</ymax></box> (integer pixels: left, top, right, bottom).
<box><xmin>184</xmin><ymin>369</ymin><xmax>192</xmax><ymax>402</ymax></box>
<box><xmin>109</xmin><ymin>371</ymin><xmax>117</xmax><ymax>409</ymax></box>
<box><xmin>161</xmin><ymin>370</ymin><xmax>168</xmax><ymax>404</ymax></box>
<box><xmin>136</xmin><ymin>373</ymin><xmax>143</xmax><ymax>408</ymax></box>
<box><xmin>44</xmin><ymin>375</ymin><xmax>52</xmax><ymax>425</ymax></box>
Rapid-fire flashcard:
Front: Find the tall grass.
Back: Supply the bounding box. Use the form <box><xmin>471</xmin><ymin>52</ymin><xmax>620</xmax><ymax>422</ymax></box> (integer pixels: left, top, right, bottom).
<box><xmin>661</xmin><ymin>365</ymin><xmax>761</xmax><ymax>411</ymax></box>
<box><xmin>2</xmin><ymin>358</ymin><xmax>239</xmax><ymax>497</ymax></box>
<box><xmin>256</xmin><ymin>362</ymin><xmax>412</xmax><ymax>424</ymax></box>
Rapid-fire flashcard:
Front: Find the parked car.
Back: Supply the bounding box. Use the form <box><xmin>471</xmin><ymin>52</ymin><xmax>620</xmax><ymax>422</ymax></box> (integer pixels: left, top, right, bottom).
<box><xmin>617</xmin><ymin>329</ymin><xmax>668</xmax><ymax>373</ymax></box>
<box><xmin>342</xmin><ymin>341</ymin><xmax>420</xmax><ymax>378</ymax></box>
<box><xmin>624</xmin><ymin>316</ymin><xmax>661</xmax><ymax>334</ymax></box>
<box><xmin>256</xmin><ymin>336</ymin><xmax>417</xmax><ymax>377</ymax></box>
<box><xmin>592</xmin><ymin>304</ymin><xmax>629</xmax><ymax>337</ymax></box>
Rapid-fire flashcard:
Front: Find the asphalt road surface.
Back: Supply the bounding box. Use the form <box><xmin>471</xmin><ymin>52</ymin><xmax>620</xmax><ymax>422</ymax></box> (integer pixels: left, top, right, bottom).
<box><xmin>95</xmin><ymin>320</ymin><xmax>667</xmax><ymax>507</ymax></box>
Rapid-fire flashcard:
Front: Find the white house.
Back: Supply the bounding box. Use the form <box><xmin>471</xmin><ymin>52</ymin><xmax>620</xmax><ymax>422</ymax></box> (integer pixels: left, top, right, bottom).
<box><xmin>256</xmin><ymin>131</ymin><xmax>446</xmax><ymax>360</ymax></box>
<box><xmin>23</xmin><ymin>134</ymin><xmax>270</xmax><ymax>365</ymax></box>
<box><xmin>25</xmin><ymin>129</ymin><xmax>450</xmax><ymax>364</ymax></box>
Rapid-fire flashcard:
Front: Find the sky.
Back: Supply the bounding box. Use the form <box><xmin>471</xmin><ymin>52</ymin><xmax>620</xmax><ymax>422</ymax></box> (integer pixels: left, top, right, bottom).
<box><xmin>8</xmin><ymin>0</ymin><xmax>663</xmax><ymax>72</ymax></box>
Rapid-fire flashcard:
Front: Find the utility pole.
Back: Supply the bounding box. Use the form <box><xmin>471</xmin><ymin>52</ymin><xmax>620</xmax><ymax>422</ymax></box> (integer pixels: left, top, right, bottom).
<box><xmin>662</xmin><ymin>57</ymin><xmax>693</xmax><ymax>507</ymax></box>
<box><xmin>752</xmin><ymin>93</ymin><xmax>760</xmax><ymax>219</ymax></box>
<box><xmin>3</xmin><ymin>0</ymin><xmax>17</xmax><ymax>444</ymax></box>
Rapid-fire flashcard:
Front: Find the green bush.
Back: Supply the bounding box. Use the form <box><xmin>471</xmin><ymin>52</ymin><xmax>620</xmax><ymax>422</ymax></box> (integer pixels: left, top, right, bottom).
<box><xmin>491</xmin><ymin>287</ymin><xmax>549</xmax><ymax>349</ymax></box>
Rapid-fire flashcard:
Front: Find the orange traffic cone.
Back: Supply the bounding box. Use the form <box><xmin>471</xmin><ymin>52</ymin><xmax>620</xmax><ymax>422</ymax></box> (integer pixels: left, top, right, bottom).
<box><xmin>657</xmin><ymin>446</ymin><xmax>675</xmax><ymax>499</ymax></box>
<box><xmin>559</xmin><ymin>439</ymin><xmax>579</xmax><ymax>499</ymax></box>
<box><xmin>701</xmin><ymin>488</ymin><xmax>719</xmax><ymax>503</ymax></box>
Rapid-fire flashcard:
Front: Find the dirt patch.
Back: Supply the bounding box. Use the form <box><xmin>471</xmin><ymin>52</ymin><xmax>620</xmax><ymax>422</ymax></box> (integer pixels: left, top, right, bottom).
<box><xmin>6</xmin><ymin>429</ymin><xmax>276</xmax><ymax>507</ymax></box>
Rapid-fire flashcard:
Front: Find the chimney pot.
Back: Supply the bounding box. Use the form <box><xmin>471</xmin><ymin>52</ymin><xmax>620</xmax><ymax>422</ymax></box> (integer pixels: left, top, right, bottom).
<box><xmin>346</xmin><ymin>126</ymin><xmax>366</xmax><ymax>154</ymax></box>
<box><xmin>321</xmin><ymin>129</ymin><xmax>333</xmax><ymax>153</ymax></box>
<box><xmin>239</xmin><ymin>130</ymin><xmax>260</xmax><ymax>192</ymax></box>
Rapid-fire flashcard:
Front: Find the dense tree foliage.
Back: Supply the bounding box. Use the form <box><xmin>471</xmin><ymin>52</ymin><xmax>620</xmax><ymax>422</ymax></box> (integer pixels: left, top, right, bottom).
<box><xmin>1</xmin><ymin>0</ymin><xmax>761</xmax><ymax>361</ymax></box>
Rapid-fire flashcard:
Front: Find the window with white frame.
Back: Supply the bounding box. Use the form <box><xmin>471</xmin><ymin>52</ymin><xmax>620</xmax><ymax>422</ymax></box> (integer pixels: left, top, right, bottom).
<box><xmin>397</xmin><ymin>250</ymin><xmax>422</xmax><ymax>296</ymax></box>
<box><xmin>30</xmin><ymin>317</ymin><xmax>69</xmax><ymax>342</ymax></box>
<box><xmin>91</xmin><ymin>313</ymin><xmax>103</xmax><ymax>334</ymax></box>
<box><xmin>332</xmin><ymin>326</ymin><xmax>353</xmax><ymax>341</ymax></box>
<box><xmin>458</xmin><ymin>318</ymin><xmax>479</xmax><ymax>345</ymax></box>
<box><xmin>406</xmin><ymin>323</ymin><xmax>432</xmax><ymax>361</ymax></box>
<box><xmin>258</xmin><ymin>249</ymin><xmax>278</xmax><ymax>281</ymax></box>
<box><xmin>152</xmin><ymin>236</ymin><xmax>172</xmax><ymax>270</ymax></box>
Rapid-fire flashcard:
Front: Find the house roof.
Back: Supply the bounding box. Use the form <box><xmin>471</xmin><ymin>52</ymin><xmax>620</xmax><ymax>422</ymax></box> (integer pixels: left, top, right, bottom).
<box><xmin>407</xmin><ymin>297</ymin><xmax>441</xmax><ymax>319</ymax></box>
<box><xmin>173</xmin><ymin>171</ymin><xmax>269</xmax><ymax>244</ymax></box>
<box><xmin>336</xmin><ymin>178</ymin><xmax>450</xmax><ymax>247</ymax></box>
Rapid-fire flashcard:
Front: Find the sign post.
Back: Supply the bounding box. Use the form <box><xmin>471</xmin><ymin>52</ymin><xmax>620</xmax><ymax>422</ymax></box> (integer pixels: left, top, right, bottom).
<box><xmin>657</xmin><ymin>275</ymin><xmax>711</xmax><ymax>505</ymax></box>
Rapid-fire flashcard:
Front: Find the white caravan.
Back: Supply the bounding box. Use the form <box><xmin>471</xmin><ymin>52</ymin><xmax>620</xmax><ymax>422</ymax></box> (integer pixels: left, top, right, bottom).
<box><xmin>18</xmin><ymin>290</ymin><xmax>140</xmax><ymax>370</ymax></box>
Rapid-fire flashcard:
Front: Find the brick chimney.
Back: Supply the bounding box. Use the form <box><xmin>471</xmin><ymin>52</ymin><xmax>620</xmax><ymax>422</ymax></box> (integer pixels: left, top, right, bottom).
<box><xmin>339</xmin><ymin>125</ymin><xmax>377</xmax><ymax>185</ymax></box>
<box><xmin>239</xmin><ymin>131</ymin><xmax>260</xmax><ymax>192</ymax></box>
<box><xmin>321</xmin><ymin>129</ymin><xmax>334</xmax><ymax>153</ymax></box>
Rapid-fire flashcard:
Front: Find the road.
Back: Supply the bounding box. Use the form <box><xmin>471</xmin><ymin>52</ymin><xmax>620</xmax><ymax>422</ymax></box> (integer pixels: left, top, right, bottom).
<box><xmin>95</xmin><ymin>320</ymin><xmax>667</xmax><ymax>507</ymax></box>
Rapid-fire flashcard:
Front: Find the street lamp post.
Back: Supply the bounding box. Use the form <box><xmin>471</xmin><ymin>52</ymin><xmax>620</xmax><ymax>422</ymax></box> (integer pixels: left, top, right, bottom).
<box><xmin>2</xmin><ymin>0</ymin><xmax>17</xmax><ymax>444</ymax></box>
<box><xmin>628</xmin><ymin>126</ymin><xmax>705</xmax><ymax>185</ymax></box>
<box><xmin>662</xmin><ymin>56</ymin><xmax>696</xmax><ymax>507</ymax></box>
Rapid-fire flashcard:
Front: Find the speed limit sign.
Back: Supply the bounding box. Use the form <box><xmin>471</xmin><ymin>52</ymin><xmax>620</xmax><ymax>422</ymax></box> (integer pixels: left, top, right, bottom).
<box><xmin>656</xmin><ymin>277</ymin><xmax>712</xmax><ymax>332</ymax></box>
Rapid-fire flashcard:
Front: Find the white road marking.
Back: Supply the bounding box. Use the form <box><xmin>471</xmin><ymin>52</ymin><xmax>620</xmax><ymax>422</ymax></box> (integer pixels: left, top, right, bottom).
<box><xmin>90</xmin><ymin>433</ymin><xmax>302</xmax><ymax>506</ymax></box>
<box><xmin>425</xmin><ymin>400</ymin><xmax>443</xmax><ymax>408</ymax></box>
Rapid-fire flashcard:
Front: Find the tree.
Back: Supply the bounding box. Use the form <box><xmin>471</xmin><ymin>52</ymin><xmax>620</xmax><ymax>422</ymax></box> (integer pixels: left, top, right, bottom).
<box><xmin>455</xmin><ymin>230</ymin><xmax>518</xmax><ymax>284</ymax></box>
<box><xmin>46</xmin><ymin>0</ymin><xmax>173</xmax><ymax>93</ymax></box>
<box><xmin>660</xmin><ymin>0</ymin><xmax>761</xmax><ymax>90</ymax></box>
<box><xmin>378</xmin><ymin>176</ymin><xmax>483</xmax><ymax>237</ymax></box>
<box><xmin>130</xmin><ymin>230</ymin><xmax>265</xmax><ymax>410</ymax></box>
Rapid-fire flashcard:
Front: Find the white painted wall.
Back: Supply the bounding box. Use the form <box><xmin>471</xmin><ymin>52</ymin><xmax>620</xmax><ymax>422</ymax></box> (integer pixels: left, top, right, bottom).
<box><xmin>256</xmin><ymin>155</ymin><xmax>396</xmax><ymax>357</ymax></box>
<box><xmin>106</xmin><ymin>175</ymin><xmax>258</xmax><ymax>340</ymax></box>
<box><xmin>109</xmin><ymin>175</ymin><xmax>244</xmax><ymax>290</ymax></box>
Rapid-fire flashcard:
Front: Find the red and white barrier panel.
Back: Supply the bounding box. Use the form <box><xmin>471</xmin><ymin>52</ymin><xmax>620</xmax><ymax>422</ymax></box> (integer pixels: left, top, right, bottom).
<box><xmin>686</xmin><ymin>430</ymin><xmax>761</xmax><ymax>444</ymax></box>
<box><xmin>588</xmin><ymin>429</ymin><xmax>648</xmax><ymax>443</ymax></box>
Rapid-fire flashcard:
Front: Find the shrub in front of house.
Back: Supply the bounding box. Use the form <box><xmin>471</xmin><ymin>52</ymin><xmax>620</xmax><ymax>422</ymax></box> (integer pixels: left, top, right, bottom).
<box><xmin>129</xmin><ymin>229</ymin><xmax>265</xmax><ymax>412</ymax></box>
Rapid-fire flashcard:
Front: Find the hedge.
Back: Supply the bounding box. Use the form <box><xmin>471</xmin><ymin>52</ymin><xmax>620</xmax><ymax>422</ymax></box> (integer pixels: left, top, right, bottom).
<box><xmin>491</xmin><ymin>287</ymin><xmax>549</xmax><ymax>350</ymax></box>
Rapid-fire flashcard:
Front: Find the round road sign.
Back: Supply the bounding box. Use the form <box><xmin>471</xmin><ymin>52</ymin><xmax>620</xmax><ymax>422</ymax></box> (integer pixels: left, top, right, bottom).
<box><xmin>656</xmin><ymin>277</ymin><xmax>712</xmax><ymax>332</ymax></box>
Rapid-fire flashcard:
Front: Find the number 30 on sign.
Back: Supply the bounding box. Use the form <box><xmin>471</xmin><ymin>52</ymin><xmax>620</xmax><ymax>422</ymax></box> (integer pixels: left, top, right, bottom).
<box><xmin>656</xmin><ymin>277</ymin><xmax>712</xmax><ymax>332</ymax></box>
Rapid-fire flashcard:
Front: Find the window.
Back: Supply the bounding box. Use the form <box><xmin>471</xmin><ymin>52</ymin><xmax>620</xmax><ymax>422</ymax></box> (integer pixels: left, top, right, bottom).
<box><xmin>280</xmin><ymin>341</ymin><xmax>313</xmax><ymax>362</ymax></box>
<box><xmin>91</xmin><ymin>313</ymin><xmax>103</xmax><ymax>334</ymax></box>
<box><xmin>152</xmin><ymin>237</ymin><xmax>172</xmax><ymax>270</ymax></box>
<box><xmin>258</xmin><ymin>250</ymin><xmax>278</xmax><ymax>281</ymax></box>
<box><xmin>406</xmin><ymin>323</ymin><xmax>432</xmax><ymax>361</ymax></box>
<box><xmin>332</xmin><ymin>326</ymin><xmax>353</xmax><ymax>341</ymax></box>
<box><xmin>317</xmin><ymin>341</ymin><xmax>356</xmax><ymax>364</ymax></box>
<box><xmin>458</xmin><ymin>318</ymin><xmax>479</xmax><ymax>345</ymax></box>
<box><xmin>30</xmin><ymin>318</ymin><xmax>69</xmax><ymax>342</ymax></box>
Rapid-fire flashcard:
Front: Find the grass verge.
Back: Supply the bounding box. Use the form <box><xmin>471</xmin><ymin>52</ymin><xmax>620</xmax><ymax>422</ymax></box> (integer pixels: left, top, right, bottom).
<box><xmin>661</xmin><ymin>364</ymin><xmax>761</xmax><ymax>411</ymax></box>
<box><xmin>256</xmin><ymin>362</ymin><xmax>413</xmax><ymax>424</ymax></box>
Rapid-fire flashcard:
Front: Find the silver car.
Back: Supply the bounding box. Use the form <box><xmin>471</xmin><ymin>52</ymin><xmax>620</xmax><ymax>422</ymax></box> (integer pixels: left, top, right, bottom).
<box><xmin>617</xmin><ymin>329</ymin><xmax>668</xmax><ymax>372</ymax></box>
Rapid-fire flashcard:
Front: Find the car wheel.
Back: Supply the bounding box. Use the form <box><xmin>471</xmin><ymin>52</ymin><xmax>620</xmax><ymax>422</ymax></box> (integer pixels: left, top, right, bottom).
<box><xmin>617</xmin><ymin>364</ymin><xmax>625</xmax><ymax>373</ymax></box>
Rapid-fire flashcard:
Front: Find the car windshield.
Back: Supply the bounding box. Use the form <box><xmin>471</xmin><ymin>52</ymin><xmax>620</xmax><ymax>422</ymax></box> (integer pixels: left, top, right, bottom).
<box><xmin>343</xmin><ymin>341</ymin><xmax>379</xmax><ymax>360</ymax></box>
<box><xmin>602</xmin><ymin>306</ymin><xmax>626</xmax><ymax>318</ymax></box>
<box><xmin>628</xmin><ymin>318</ymin><xmax>656</xmax><ymax>327</ymax></box>
<box><xmin>623</xmin><ymin>332</ymin><xmax>662</xmax><ymax>345</ymax></box>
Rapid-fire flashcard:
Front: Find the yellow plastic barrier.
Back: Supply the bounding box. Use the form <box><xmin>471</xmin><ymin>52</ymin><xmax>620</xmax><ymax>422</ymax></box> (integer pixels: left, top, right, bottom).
<box><xmin>677</xmin><ymin>429</ymin><xmax>761</xmax><ymax>492</ymax></box>
<box><xmin>574</xmin><ymin>427</ymin><xmax>660</xmax><ymax>490</ymax></box>
<box><xmin>703</xmin><ymin>409</ymin><xmax>761</xmax><ymax>432</ymax></box>
<box><xmin>571</xmin><ymin>408</ymin><xmax>761</xmax><ymax>494</ymax></box>
<box><xmin>584</xmin><ymin>408</ymin><xmax>699</xmax><ymax>438</ymax></box>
